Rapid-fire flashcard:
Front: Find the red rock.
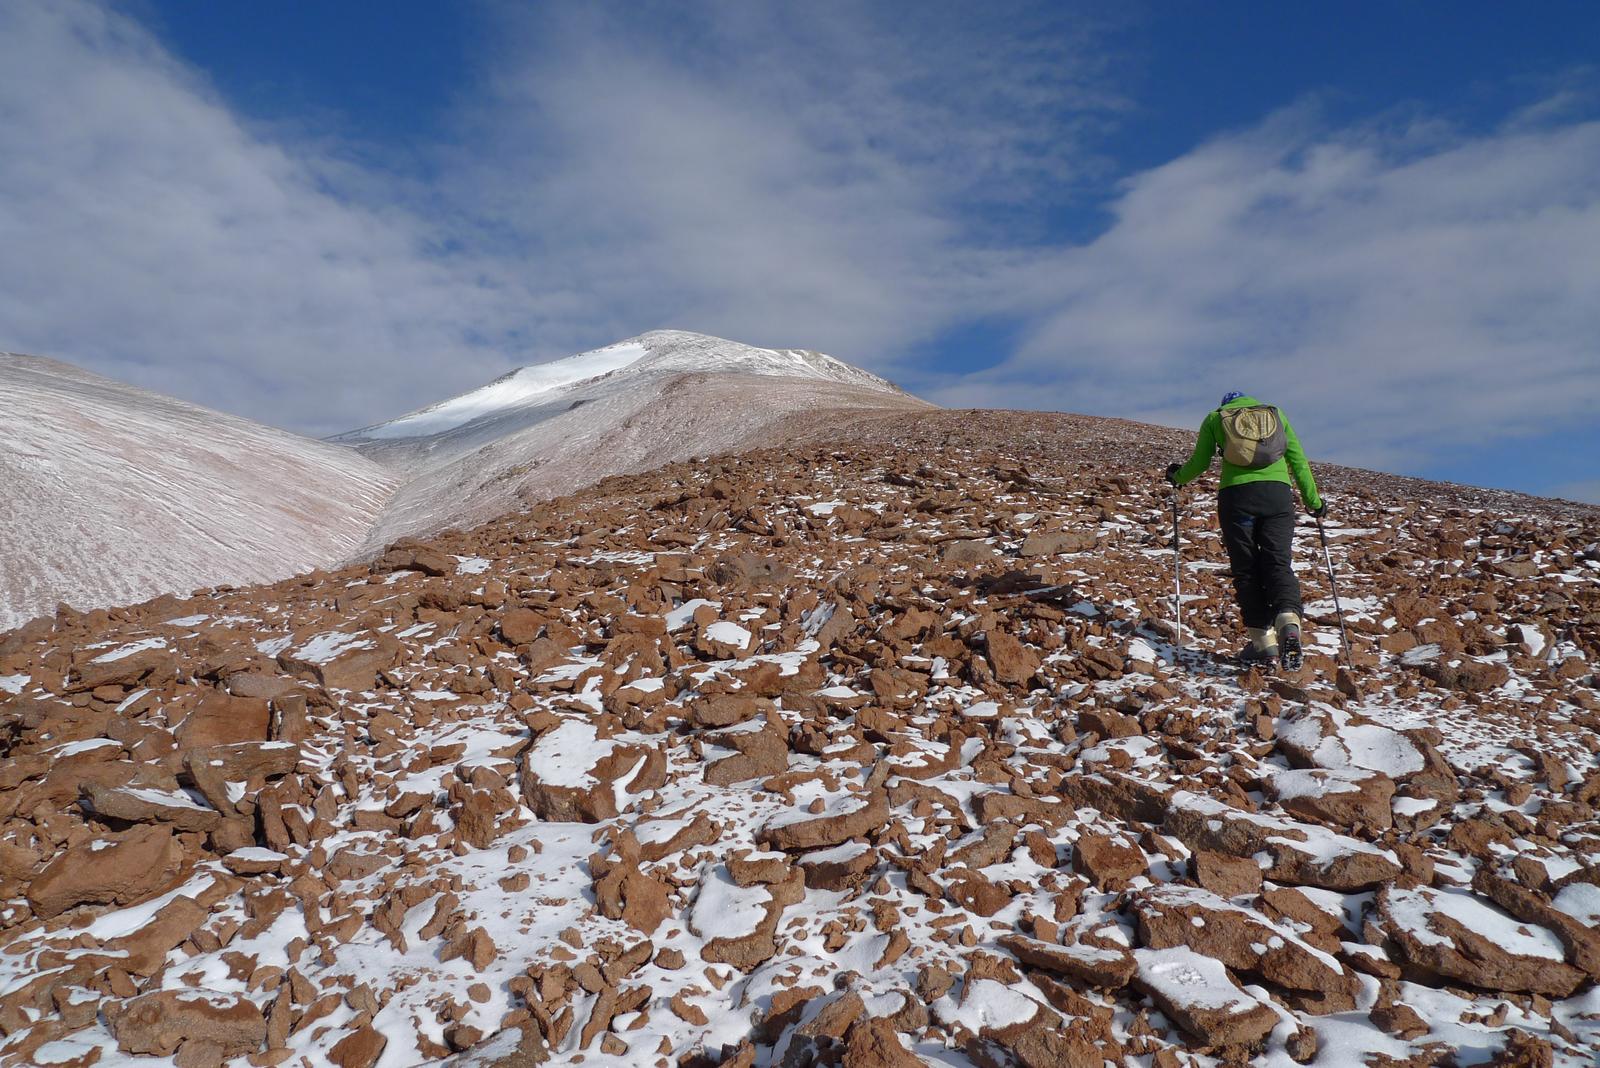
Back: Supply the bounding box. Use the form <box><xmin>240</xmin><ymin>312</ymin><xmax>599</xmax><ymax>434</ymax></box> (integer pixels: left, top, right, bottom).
<box><xmin>521</xmin><ymin>721</ymin><xmax>666</xmax><ymax>823</ymax></box>
<box><xmin>1134</xmin><ymin>946</ymin><xmax>1278</xmax><ymax>1047</ymax></box>
<box><xmin>942</xmin><ymin>540</ymin><xmax>994</xmax><ymax>565</ymax></box>
<box><xmin>711</xmin><ymin>553</ymin><xmax>792</xmax><ymax>587</ymax></box>
<box><xmin>1019</xmin><ymin>530</ymin><xmax>1096</xmax><ymax>557</ymax></box>
<box><xmin>499</xmin><ymin>607</ymin><xmax>546</xmax><ymax>645</ymax></box>
<box><xmin>276</xmin><ymin>631</ymin><xmax>400</xmax><ymax>692</ymax></box>
<box><xmin>1193</xmin><ymin>850</ymin><xmax>1263</xmax><ymax>897</ymax></box>
<box><xmin>999</xmin><ymin>933</ymin><xmax>1135</xmax><ymax>989</ymax></box>
<box><xmin>842</xmin><ymin>1016</ymin><xmax>922</xmax><ymax>1068</ymax></box>
<box><xmin>83</xmin><ymin>781</ymin><xmax>221</xmax><ymax>832</ymax></box>
<box><xmin>68</xmin><ymin>645</ymin><xmax>175</xmax><ymax>693</ymax></box>
<box><xmin>27</xmin><ymin>824</ymin><xmax>185</xmax><ymax>918</ymax></box>
<box><xmin>109</xmin><ymin>989</ymin><xmax>266</xmax><ymax>1058</ymax></box>
<box><xmin>1270</xmin><ymin>767</ymin><xmax>1395</xmax><ymax>832</ymax></box>
<box><xmin>1133</xmin><ymin>885</ymin><xmax>1357</xmax><ymax>1005</ymax></box>
<box><xmin>758</xmin><ymin>791</ymin><xmax>889</xmax><ymax>852</ymax></box>
<box><xmin>596</xmin><ymin>861</ymin><xmax>673</xmax><ymax>934</ymax></box>
<box><xmin>328</xmin><ymin>1024</ymin><xmax>387</xmax><ymax>1068</ymax></box>
<box><xmin>1072</xmin><ymin>833</ymin><xmax>1145</xmax><ymax>890</ymax></box>
<box><xmin>175</xmin><ymin>691</ymin><xmax>272</xmax><ymax>749</ymax></box>
<box><xmin>986</xmin><ymin>630</ymin><xmax>1040</xmax><ymax>685</ymax></box>
<box><xmin>1375</xmin><ymin>885</ymin><xmax>1584</xmax><ymax>997</ymax></box>
<box><xmin>703</xmin><ymin>719</ymin><xmax>789</xmax><ymax>785</ymax></box>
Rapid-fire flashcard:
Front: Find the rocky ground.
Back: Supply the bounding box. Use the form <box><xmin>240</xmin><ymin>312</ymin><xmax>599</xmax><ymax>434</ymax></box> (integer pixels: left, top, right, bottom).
<box><xmin>1</xmin><ymin>409</ymin><xmax>1598</xmax><ymax>1068</ymax></box>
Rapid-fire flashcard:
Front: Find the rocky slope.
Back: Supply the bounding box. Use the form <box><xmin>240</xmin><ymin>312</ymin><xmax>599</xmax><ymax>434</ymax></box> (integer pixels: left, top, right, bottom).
<box><xmin>0</xmin><ymin>353</ymin><xmax>398</xmax><ymax>633</ymax></box>
<box><xmin>332</xmin><ymin>330</ymin><xmax>930</xmax><ymax>553</ymax></box>
<box><xmin>1</xmin><ymin>409</ymin><xmax>1598</xmax><ymax>1068</ymax></box>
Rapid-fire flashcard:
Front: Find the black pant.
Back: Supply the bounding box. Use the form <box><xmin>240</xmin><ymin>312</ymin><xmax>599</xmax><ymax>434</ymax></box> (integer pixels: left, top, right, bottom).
<box><xmin>1218</xmin><ymin>481</ymin><xmax>1301</xmax><ymax>630</ymax></box>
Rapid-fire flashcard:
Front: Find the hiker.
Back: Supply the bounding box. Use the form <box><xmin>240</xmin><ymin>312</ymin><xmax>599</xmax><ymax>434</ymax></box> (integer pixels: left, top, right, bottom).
<box><xmin>1164</xmin><ymin>391</ymin><xmax>1325</xmax><ymax>669</ymax></box>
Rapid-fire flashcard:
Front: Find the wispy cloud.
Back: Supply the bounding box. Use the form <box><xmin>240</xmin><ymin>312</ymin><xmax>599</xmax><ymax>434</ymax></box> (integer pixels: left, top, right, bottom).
<box><xmin>934</xmin><ymin>103</ymin><xmax>1600</xmax><ymax>471</ymax></box>
<box><xmin>0</xmin><ymin>1</ymin><xmax>547</xmax><ymax>435</ymax></box>
<box><xmin>1</xmin><ymin>0</ymin><xmax>1595</xmax><ymax>485</ymax></box>
<box><xmin>455</xmin><ymin>1</ymin><xmax>1129</xmax><ymax>360</ymax></box>
<box><xmin>0</xmin><ymin>1</ymin><xmax>1127</xmax><ymax>434</ymax></box>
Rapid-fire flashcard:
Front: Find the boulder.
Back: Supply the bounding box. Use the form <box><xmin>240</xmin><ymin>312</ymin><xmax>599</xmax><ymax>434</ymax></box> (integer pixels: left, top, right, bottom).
<box><xmin>998</xmin><ymin>933</ymin><xmax>1134</xmax><ymax>989</ymax></box>
<box><xmin>1133</xmin><ymin>885</ymin><xmax>1357</xmax><ymax>1006</ymax></box>
<box><xmin>1269</xmin><ymin>767</ymin><xmax>1395</xmax><ymax>832</ymax></box>
<box><xmin>1193</xmin><ymin>850</ymin><xmax>1263</xmax><ymax>897</ymax></box>
<box><xmin>986</xmin><ymin>630</ymin><xmax>1040</xmax><ymax>686</ymax></box>
<box><xmin>1375</xmin><ymin>885</ymin><xmax>1584</xmax><ymax>997</ymax></box>
<box><xmin>329</xmin><ymin>1024</ymin><xmax>388</xmax><ymax>1068</ymax></box>
<box><xmin>68</xmin><ymin>643</ymin><xmax>174</xmax><ymax>693</ymax></box>
<box><xmin>1019</xmin><ymin>530</ymin><xmax>1096</xmax><ymax>557</ymax></box>
<box><xmin>692</xmin><ymin>867</ymin><xmax>804</xmax><ymax>971</ymax></box>
<box><xmin>521</xmin><ymin>720</ymin><xmax>665</xmax><ymax>823</ymax></box>
<box><xmin>109</xmin><ymin>988</ymin><xmax>266</xmax><ymax>1058</ymax></box>
<box><xmin>1072</xmin><ymin>833</ymin><xmax>1145</xmax><ymax>890</ymax></box>
<box><xmin>174</xmin><ymin>691</ymin><xmax>272</xmax><ymax>749</ymax></box>
<box><xmin>499</xmin><ymin>607</ymin><xmax>545</xmax><ymax>646</ymax></box>
<box><xmin>704</xmin><ymin>719</ymin><xmax>789</xmax><ymax>786</ymax></box>
<box><xmin>711</xmin><ymin>554</ymin><xmax>792</xmax><ymax>587</ymax></box>
<box><xmin>842</xmin><ymin>1016</ymin><xmax>922</xmax><ymax>1068</ymax></box>
<box><xmin>1133</xmin><ymin>946</ymin><xmax>1278</xmax><ymax>1047</ymax></box>
<box><xmin>758</xmin><ymin>791</ymin><xmax>890</xmax><ymax>853</ymax></box>
<box><xmin>82</xmin><ymin>781</ymin><xmax>221</xmax><ymax>832</ymax></box>
<box><xmin>277</xmin><ymin>631</ymin><xmax>400</xmax><ymax>692</ymax></box>
<box><xmin>27</xmin><ymin>824</ymin><xmax>185</xmax><ymax>918</ymax></box>
<box><xmin>1166</xmin><ymin>791</ymin><xmax>1402</xmax><ymax>890</ymax></box>
<box><xmin>941</xmin><ymin>540</ymin><xmax>994</xmax><ymax>565</ymax></box>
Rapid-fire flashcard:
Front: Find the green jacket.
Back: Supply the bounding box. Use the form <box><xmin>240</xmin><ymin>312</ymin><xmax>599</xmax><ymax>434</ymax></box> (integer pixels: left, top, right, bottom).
<box><xmin>1172</xmin><ymin>396</ymin><xmax>1323</xmax><ymax>510</ymax></box>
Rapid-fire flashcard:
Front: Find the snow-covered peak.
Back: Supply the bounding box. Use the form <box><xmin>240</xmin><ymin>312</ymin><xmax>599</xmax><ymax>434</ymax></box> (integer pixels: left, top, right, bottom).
<box><xmin>336</xmin><ymin>330</ymin><xmax>902</xmax><ymax>444</ymax></box>
<box><xmin>623</xmin><ymin>330</ymin><xmax>900</xmax><ymax>393</ymax></box>
<box><xmin>343</xmin><ymin>341</ymin><xmax>648</xmax><ymax>441</ymax></box>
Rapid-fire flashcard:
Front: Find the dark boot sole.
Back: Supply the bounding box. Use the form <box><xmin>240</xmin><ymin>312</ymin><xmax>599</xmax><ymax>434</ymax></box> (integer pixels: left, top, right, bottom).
<box><xmin>1279</xmin><ymin>627</ymin><xmax>1303</xmax><ymax>671</ymax></box>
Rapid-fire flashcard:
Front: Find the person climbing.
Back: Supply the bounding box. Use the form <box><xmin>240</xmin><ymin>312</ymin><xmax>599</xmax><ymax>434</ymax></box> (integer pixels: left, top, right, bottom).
<box><xmin>1164</xmin><ymin>391</ymin><xmax>1325</xmax><ymax>670</ymax></box>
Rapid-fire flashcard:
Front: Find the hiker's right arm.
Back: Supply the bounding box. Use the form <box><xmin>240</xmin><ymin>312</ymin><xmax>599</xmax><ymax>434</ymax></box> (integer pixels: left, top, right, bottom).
<box><xmin>1171</xmin><ymin>414</ymin><xmax>1217</xmax><ymax>486</ymax></box>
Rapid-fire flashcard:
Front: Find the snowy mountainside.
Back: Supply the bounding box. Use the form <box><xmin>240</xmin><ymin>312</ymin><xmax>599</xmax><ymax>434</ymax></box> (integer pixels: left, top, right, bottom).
<box><xmin>337</xmin><ymin>330</ymin><xmax>929</xmax><ymax>550</ymax></box>
<box><xmin>0</xmin><ymin>353</ymin><xmax>397</xmax><ymax>630</ymax></box>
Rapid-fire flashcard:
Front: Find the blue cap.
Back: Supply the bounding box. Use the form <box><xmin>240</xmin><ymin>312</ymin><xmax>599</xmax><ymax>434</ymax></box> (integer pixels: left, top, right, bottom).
<box><xmin>1219</xmin><ymin>390</ymin><xmax>1245</xmax><ymax>406</ymax></box>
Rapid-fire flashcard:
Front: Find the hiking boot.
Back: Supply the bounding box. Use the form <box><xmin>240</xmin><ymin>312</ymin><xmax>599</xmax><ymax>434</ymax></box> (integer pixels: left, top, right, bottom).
<box><xmin>1239</xmin><ymin>643</ymin><xmax>1278</xmax><ymax>668</ymax></box>
<box><xmin>1240</xmin><ymin>627</ymin><xmax>1278</xmax><ymax>668</ymax></box>
<box><xmin>1275</xmin><ymin>612</ymin><xmax>1304</xmax><ymax>671</ymax></box>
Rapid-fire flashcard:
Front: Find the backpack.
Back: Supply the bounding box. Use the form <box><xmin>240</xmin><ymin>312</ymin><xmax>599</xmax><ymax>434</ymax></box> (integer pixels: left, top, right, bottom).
<box><xmin>1217</xmin><ymin>404</ymin><xmax>1286</xmax><ymax>469</ymax></box>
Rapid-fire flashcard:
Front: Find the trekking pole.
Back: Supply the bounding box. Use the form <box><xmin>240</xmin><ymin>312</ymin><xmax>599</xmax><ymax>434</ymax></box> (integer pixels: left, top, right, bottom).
<box><xmin>1316</xmin><ymin>515</ymin><xmax>1351</xmax><ymax>667</ymax></box>
<box><xmin>1172</xmin><ymin>486</ymin><xmax>1184</xmax><ymax>654</ymax></box>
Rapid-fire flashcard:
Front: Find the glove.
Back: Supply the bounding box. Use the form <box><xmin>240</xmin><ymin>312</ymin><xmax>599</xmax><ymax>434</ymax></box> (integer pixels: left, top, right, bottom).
<box><xmin>1311</xmin><ymin>500</ymin><xmax>1328</xmax><ymax>519</ymax></box>
<box><xmin>1164</xmin><ymin>463</ymin><xmax>1181</xmax><ymax>486</ymax></box>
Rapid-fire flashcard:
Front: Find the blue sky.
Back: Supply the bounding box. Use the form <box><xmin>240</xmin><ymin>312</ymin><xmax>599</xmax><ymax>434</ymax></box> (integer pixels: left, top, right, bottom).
<box><xmin>2</xmin><ymin>1</ymin><xmax>1597</xmax><ymax>501</ymax></box>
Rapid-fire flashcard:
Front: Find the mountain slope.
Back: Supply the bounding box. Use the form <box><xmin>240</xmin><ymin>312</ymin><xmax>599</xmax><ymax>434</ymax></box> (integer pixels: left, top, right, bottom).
<box><xmin>0</xmin><ymin>353</ymin><xmax>397</xmax><ymax>630</ymax></box>
<box><xmin>335</xmin><ymin>330</ymin><xmax>930</xmax><ymax>551</ymax></box>
<box><xmin>0</xmin><ymin>409</ymin><xmax>1596</xmax><ymax>1066</ymax></box>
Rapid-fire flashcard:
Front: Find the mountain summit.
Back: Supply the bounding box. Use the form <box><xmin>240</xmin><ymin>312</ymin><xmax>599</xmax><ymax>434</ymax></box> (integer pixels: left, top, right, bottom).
<box><xmin>338</xmin><ymin>330</ymin><xmax>904</xmax><ymax>450</ymax></box>
<box><xmin>0</xmin><ymin>332</ymin><xmax>925</xmax><ymax>626</ymax></box>
<box><xmin>331</xmin><ymin>330</ymin><xmax>930</xmax><ymax>553</ymax></box>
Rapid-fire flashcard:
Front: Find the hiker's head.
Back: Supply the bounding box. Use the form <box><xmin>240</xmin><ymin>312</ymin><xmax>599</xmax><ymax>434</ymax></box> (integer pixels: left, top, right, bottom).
<box><xmin>1219</xmin><ymin>390</ymin><xmax>1246</xmax><ymax>406</ymax></box>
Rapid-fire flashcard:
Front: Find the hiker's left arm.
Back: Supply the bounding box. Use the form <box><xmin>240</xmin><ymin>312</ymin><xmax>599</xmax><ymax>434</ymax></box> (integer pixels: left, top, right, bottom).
<box><xmin>1283</xmin><ymin>417</ymin><xmax>1323</xmax><ymax>511</ymax></box>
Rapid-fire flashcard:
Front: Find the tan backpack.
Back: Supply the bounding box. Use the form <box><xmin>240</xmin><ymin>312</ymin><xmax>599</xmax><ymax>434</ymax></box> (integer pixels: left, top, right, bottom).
<box><xmin>1217</xmin><ymin>405</ymin><xmax>1286</xmax><ymax>469</ymax></box>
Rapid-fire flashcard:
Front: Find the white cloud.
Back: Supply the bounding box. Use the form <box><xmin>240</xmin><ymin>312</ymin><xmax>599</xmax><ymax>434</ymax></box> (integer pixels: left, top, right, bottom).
<box><xmin>0</xmin><ymin>1</ymin><xmax>540</xmax><ymax>435</ymax></box>
<box><xmin>455</xmin><ymin>1</ymin><xmax>1126</xmax><ymax>362</ymax></box>
<box><xmin>935</xmin><ymin>105</ymin><xmax>1600</xmax><ymax>471</ymax></box>
<box><xmin>0</xmin><ymin>1</ymin><xmax>1124</xmax><ymax>434</ymax></box>
<box><xmin>1</xmin><ymin>0</ymin><xmax>1595</xmax><ymax>483</ymax></box>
